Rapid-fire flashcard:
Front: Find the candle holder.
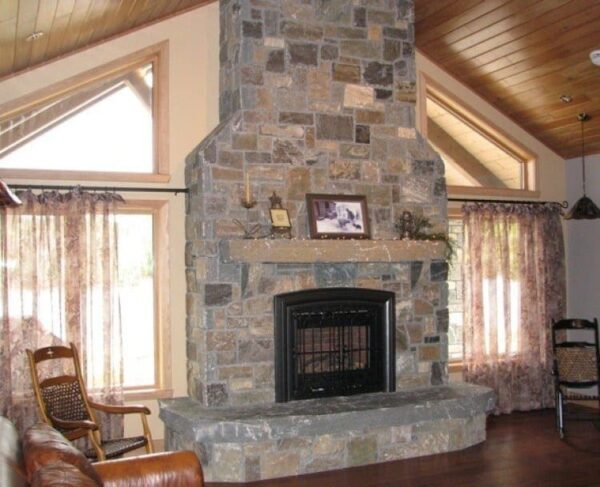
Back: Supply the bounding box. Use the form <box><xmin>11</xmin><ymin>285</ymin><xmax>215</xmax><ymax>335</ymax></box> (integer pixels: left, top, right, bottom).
<box><xmin>240</xmin><ymin>197</ymin><xmax>257</xmax><ymax>209</ymax></box>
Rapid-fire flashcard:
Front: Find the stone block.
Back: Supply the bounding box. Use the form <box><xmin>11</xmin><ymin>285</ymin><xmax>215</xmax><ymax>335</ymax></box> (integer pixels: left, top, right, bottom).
<box><xmin>321</xmin><ymin>44</ymin><xmax>339</xmax><ymax>60</ymax></box>
<box><xmin>287</xmin><ymin>167</ymin><xmax>311</xmax><ymax>200</ymax></box>
<box><xmin>430</xmin><ymin>261</ymin><xmax>449</xmax><ymax>281</ymax></box>
<box><xmin>348</xmin><ymin>436</ymin><xmax>377</xmax><ymax>466</ymax></box>
<box><xmin>313</xmin><ymin>434</ymin><xmax>345</xmax><ymax>456</ymax></box>
<box><xmin>266</xmin><ymin>49</ymin><xmax>285</xmax><ymax>72</ymax></box>
<box><xmin>207</xmin><ymin>331</ymin><xmax>236</xmax><ymax>351</ymax></box>
<box><xmin>356</xmin><ymin>109</ymin><xmax>385</xmax><ymax>124</ymax></box>
<box><xmin>232</xmin><ymin>133</ymin><xmax>258</xmax><ymax>151</ymax></box>
<box><xmin>355</xmin><ymin>124</ymin><xmax>370</xmax><ymax>144</ymax></box>
<box><xmin>206</xmin><ymin>383</ymin><xmax>229</xmax><ymax>407</ymax></box>
<box><xmin>212</xmin><ymin>443</ymin><xmax>243</xmax><ymax>482</ymax></box>
<box><xmin>280</xmin><ymin>21</ymin><xmax>323</xmax><ymax>41</ymax></box>
<box><xmin>279</xmin><ymin>112</ymin><xmax>314</xmax><ymax>125</ymax></box>
<box><xmin>329</xmin><ymin>159</ymin><xmax>361</xmax><ymax>180</ymax></box>
<box><xmin>353</xmin><ymin>7</ymin><xmax>366</xmax><ymax>27</ymax></box>
<box><xmin>376</xmin><ymin>88</ymin><xmax>393</xmax><ymax>99</ymax></box>
<box><xmin>333</xmin><ymin>63</ymin><xmax>361</xmax><ymax>83</ymax></box>
<box><xmin>262</xmin><ymin>451</ymin><xmax>300</xmax><ymax>479</ymax></box>
<box><xmin>419</xmin><ymin>344</ymin><xmax>441</xmax><ymax>362</ymax></box>
<box><xmin>289</xmin><ymin>42</ymin><xmax>318</xmax><ymax>65</ymax></box>
<box><xmin>363</xmin><ymin>61</ymin><xmax>393</xmax><ymax>86</ymax></box>
<box><xmin>245</xmin><ymin>151</ymin><xmax>272</xmax><ymax>164</ymax></box>
<box><xmin>205</xmin><ymin>284</ymin><xmax>232</xmax><ymax>306</ymax></box>
<box><xmin>238</xmin><ymin>338</ymin><xmax>273</xmax><ymax>362</ymax></box>
<box><xmin>340</xmin><ymin>40</ymin><xmax>380</xmax><ymax>59</ymax></box>
<box><xmin>343</xmin><ymin>84</ymin><xmax>377</xmax><ymax>109</ymax></box>
<box><xmin>243</xmin><ymin>21</ymin><xmax>263</xmax><ymax>39</ymax></box>
<box><xmin>316</xmin><ymin>114</ymin><xmax>354</xmax><ymax>141</ymax></box>
<box><xmin>242</xmin><ymin>65</ymin><xmax>264</xmax><ymax>86</ymax></box>
<box><xmin>273</xmin><ymin>139</ymin><xmax>304</xmax><ymax>165</ymax></box>
<box><xmin>384</xmin><ymin>39</ymin><xmax>401</xmax><ymax>61</ymax></box>
<box><xmin>261</xmin><ymin>124</ymin><xmax>305</xmax><ymax>138</ymax></box>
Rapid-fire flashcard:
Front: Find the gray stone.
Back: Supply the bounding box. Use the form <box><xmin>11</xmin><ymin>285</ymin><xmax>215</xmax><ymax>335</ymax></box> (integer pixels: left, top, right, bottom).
<box><xmin>266</xmin><ymin>50</ymin><xmax>285</xmax><ymax>72</ymax></box>
<box><xmin>280</xmin><ymin>21</ymin><xmax>323</xmax><ymax>41</ymax></box>
<box><xmin>431</xmin><ymin>362</ymin><xmax>445</xmax><ymax>386</ymax></box>
<box><xmin>436</xmin><ymin>308</ymin><xmax>449</xmax><ymax>333</ymax></box>
<box><xmin>316</xmin><ymin>114</ymin><xmax>354</xmax><ymax>141</ymax></box>
<box><xmin>355</xmin><ymin>125</ymin><xmax>370</xmax><ymax>144</ymax></box>
<box><xmin>264</xmin><ymin>10</ymin><xmax>279</xmax><ymax>36</ymax></box>
<box><xmin>340</xmin><ymin>40</ymin><xmax>380</xmax><ymax>59</ymax></box>
<box><xmin>434</xmin><ymin>177</ymin><xmax>446</xmax><ymax>197</ymax></box>
<box><xmin>320</xmin><ymin>44</ymin><xmax>339</xmax><ymax>60</ymax></box>
<box><xmin>410</xmin><ymin>262</ymin><xmax>423</xmax><ymax>289</ymax></box>
<box><xmin>384</xmin><ymin>39</ymin><xmax>401</xmax><ymax>61</ymax></box>
<box><xmin>430</xmin><ymin>261</ymin><xmax>449</xmax><ymax>282</ymax></box>
<box><xmin>412</xmin><ymin>159</ymin><xmax>435</xmax><ymax>175</ymax></box>
<box><xmin>273</xmin><ymin>139</ymin><xmax>304</xmax><ymax>165</ymax></box>
<box><xmin>243</xmin><ymin>21</ymin><xmax>263</xmax><ymax>39</ymax></box>
<box><xmin>363</xmin><ymin>62</ymin><xmax>393</xmax><ymax>86</ymax></box>
<box><xmin>205</xmin><ymin>284</ymin><xmax>232</xmax><ymax>306</ymax></box>
<box><xmin>315</xmin><ymin>0</ymin><xmax>352</xmax><ymax>23</ymax></box>
<box><xmin>289</xmin><ymin>43</ymin><xmax>318</xmax><ymax>65</ymax></box>
<box><xmin>238</xmin><ymin>339</ymin><xmax>273</xmax><ymax>362</ymax></box>
<box><xmin>242</xmin><ymin>65</ymin><xmax>264</xmax><ymax>85</ymax></box>
<box><xmin>353</xmin><ymin>7</ymin><xmax>366</xmax><ymax>27</ymax></box>
<box><xmin>206</xmin><ymin>383</ymin><xmax>228</xmax><ymax>407</ymax></box>
<box><xmin>375</xmin><ymin>88</ymin><xmax>393</xmax><ymax>100</ymax></box>
<box><xmin>246</xmin><ymin>152</ymin><xmax>272</xmax><ymax>164</ymax></box>
<box><xmin>384</xmin><ymin>27</ymin><xmax>408</xmax><ymax>40</ymax></box>
<box><xmin>315</xmin><ymin>263</ymin><xmax>357</xmax><ymax>287</ymax></box>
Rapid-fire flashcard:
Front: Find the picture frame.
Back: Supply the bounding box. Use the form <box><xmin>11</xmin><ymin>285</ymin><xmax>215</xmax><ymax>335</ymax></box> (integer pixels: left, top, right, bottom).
<box><xmin>306</xmin><ymin>193</ymin><xmax>370</xmax><ymax>239</ymax></box>
<box><xmin>270</xmin><ymin>208</ymin><xmax>292</xmax><ymax>228</ymax></box>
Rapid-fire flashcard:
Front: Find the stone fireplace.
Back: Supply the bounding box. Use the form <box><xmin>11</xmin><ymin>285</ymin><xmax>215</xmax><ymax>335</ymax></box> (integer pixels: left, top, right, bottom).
<box><xmin>160</xmin><ymin>0</ymin><xmax>494</xmax><ymax>482</ymax></box>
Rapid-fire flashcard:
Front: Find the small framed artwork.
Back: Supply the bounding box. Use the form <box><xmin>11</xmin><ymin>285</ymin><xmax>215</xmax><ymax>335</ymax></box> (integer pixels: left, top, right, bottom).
<box><xmin>306</xmin><ymin>193</ymin><xmax>370</xmax><ymax>239</ymax></box>
<box><xmin>270</xmin><ymin>208</ymin><xmax>292</xmax><ymax>228</ymax></box>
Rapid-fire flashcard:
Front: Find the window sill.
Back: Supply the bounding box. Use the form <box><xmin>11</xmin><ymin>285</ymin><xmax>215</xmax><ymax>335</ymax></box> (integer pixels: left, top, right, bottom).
<box><xmin>124</xmin><ymin>388</ymin><xmax>173</xmax><ymax>401</ymax></box>
<box><xmin>448</xmin><ymin>361</ymin><xmax>463</xmax><ymax>374</ymax></box>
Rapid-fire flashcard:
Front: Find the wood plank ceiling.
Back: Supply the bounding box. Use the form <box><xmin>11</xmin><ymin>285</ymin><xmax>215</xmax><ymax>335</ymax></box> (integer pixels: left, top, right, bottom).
<box><xmin>416</xmin><ymin>0</ymin><xmax>600</xmax><ymax>159</ymax></box>
<box><xmin>0</xmin><ymin>0</ymin><xmax>214</xmax><ymax>80</ymax></box>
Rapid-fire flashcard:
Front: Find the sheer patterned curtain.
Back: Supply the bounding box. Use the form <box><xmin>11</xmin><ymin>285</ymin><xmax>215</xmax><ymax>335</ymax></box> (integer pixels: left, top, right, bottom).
<box><xmin>462</xmin><ymin>202</ymin><xmax>565</xmax><ymax>414</ymax></box>
<box><xmin>0</xmin><ymin>189</ymin><xmax>124</xmax><ymax>437</ymax></box>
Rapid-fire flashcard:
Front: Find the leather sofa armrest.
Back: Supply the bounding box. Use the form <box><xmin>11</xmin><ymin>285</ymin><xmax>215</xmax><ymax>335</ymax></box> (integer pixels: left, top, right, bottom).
<box><xmin>93</xmin><ymin>451</ymin><xmax>204</xmax><ymax>487</ymax></box>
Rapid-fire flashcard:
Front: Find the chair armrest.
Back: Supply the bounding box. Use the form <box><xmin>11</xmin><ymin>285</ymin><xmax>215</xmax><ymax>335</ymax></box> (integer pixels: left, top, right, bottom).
<box><xmin>93</xmin><ymin>451</ymin><xmax>204</xmax><ymax>487</ymax></box>
<box><xmin>48</xmin><ymin>415</ymin><xmax>98</xmax><ymax>431</ymax></box>
<box><xmin>88</xmin><ymin>401</ymin><xmax>151</xmax><ymax>415</ymax></box>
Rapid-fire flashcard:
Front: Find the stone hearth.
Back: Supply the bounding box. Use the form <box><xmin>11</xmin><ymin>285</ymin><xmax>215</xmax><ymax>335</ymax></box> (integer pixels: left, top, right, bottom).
<box><xmin>161</xmin><ymin>384</ymin><xmax>494</xmax><ymax>482</ymax></box>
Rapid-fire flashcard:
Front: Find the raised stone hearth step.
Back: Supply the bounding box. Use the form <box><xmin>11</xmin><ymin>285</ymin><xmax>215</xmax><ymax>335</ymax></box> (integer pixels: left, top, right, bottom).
<box><xmin>160</xmin><ymin>383</ymin><xmax>495</xmax><ymax>482</ymax></box>
<box><xmin>223</xmin><ymin>239</ymin><xmax>446</xmax><ymax>263</ymax></box>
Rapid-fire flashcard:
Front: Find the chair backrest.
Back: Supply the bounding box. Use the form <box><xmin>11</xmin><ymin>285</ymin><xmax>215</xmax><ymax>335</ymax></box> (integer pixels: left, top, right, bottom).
<box><xmin>552</xmin><ymin>318</ymin><xmax>600</xmax><ymax>391</ymax></box>
<box><xmin>27</xmin><ymin>344</ymin><xmax>97</xmax><ymax>441</ymax></box>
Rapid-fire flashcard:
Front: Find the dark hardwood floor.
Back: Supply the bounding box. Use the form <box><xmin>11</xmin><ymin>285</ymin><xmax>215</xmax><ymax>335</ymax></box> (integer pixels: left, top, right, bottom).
<box><xmin>207</xmin><ymin>409</ymin><xmax>600</xmax><ymax>487</ymax></box>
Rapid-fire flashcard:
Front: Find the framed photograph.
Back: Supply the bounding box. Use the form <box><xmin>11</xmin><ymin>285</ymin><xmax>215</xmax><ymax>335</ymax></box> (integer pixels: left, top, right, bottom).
<box><xmin>270</xmin><ymin>208</ymin><xmax>292</xmax><ymax>228</ymax></box>
<box><xmin>306</xmin><ymin>193</ymin><xmax>370</xmax><ymax>239</ymax></box>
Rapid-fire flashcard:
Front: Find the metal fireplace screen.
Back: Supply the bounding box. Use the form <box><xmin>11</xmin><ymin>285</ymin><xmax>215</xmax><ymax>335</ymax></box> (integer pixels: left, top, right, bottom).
<box><xmin>274</xmin><ymin>288</ymin><xmax>395</xmax><ymax>402</ymax></box>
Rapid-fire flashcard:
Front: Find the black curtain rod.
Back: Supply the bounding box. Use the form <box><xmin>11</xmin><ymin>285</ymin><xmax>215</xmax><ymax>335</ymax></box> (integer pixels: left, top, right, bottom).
<box><xmin>8</xmin><ymin>184</ymin><xmax>188</xmax><ymax>195</ymax></box>
<box><xmin>448</xmin><ymin>197</ymin><xmax>568</xmax><ymax>208</ymax></box>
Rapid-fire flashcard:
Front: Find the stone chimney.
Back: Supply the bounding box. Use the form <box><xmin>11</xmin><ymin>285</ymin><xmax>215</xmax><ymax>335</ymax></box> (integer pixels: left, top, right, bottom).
<box><xmin>185</xmin><ymin>0</ymin><xmax>448</xmax><ymax>407</ymax></box>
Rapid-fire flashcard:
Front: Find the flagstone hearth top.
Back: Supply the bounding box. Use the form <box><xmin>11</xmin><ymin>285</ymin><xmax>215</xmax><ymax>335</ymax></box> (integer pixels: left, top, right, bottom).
<box><xmin>159</xmin><ymin>383</ymin><xmax>494</xmax><ymax>443</ymax></box>
<box><xmin>222</xmin><ymin>239</ymin><xmax>446</xmax><ymax>263</ymax></box>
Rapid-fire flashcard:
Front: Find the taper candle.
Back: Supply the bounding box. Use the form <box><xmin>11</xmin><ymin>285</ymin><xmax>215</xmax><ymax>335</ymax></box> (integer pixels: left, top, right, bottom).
<box><xmin>244</xmin><ymin>172</ymin><xmax>252</xmax><ymax>203</ymax></box>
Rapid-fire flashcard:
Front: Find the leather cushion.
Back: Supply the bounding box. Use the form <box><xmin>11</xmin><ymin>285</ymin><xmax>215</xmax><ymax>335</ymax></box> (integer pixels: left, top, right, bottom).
<box><xmin>30</xmin><ymin>462</ymin><xmax>99</xmax><ymax>487</ymax></box>
<box><xmin>22</xmin><ymin>423</ymin><xmax>102</xmax><ymax>485</ymax></box>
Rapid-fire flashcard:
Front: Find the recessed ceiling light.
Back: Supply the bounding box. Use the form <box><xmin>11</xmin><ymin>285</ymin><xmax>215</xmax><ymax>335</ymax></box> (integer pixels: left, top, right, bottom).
<box><xmin>591</xmin><ymin>50</ymin><xmax>600</xmax><ymax>66</ymax></box>
<box><xmin>25</xmin><ymin>31</ymin><xmax>44</xmax><ymax>42</ymax></box>
<box><xmin>560</xmin><ymin>94</ymin><xmax>573</xmax><ymax>103</ymax></box>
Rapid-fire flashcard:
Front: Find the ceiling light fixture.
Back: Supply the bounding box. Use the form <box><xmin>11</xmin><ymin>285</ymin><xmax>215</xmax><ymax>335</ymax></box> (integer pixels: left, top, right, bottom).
<box><xmin>25</xmin><ymin>31</ymin><xmax>44</xmax><ymax>42</ymax></box>
<box><xmin>564</xmin><ymin>113</ymin><xmax>600</xmax><ymax>220</ymax></box>
<box><xmin>560</xmin><ymin>94</ymin><xmax>573</xmax><ymax>103</ymax></box>
<box><xmin>590</xmin><ymin>50</ymin><xmax>600</xmax><ymax>66</ymax></box>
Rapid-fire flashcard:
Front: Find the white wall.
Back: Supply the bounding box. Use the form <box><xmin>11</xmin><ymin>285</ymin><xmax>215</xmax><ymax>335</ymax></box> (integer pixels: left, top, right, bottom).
<box><xmin>0</xmin><ymin>4</ymin><xmax>220</xmax><ymax>439</ymax></box>
<box><xmin>566</xmin><ymin>153</ymin><xmax>600</xmax><ymax>320</ymax></box>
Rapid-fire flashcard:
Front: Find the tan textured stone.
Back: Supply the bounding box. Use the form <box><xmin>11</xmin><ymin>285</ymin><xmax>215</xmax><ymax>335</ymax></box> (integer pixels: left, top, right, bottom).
<box><xmin>212</xmin><ymin>167</ymin><xmax>243</xmax><ymax>181</ymax></box>
<box><xmin>266</xmin><ymin>73</ymin><xmax>293</xmax><ymax>88</ymax></box>
<box><xmin>344</xmin><ymin>84</ymin><xmax>376</xmax><ymax>109</ymax></box>
<box><xmin>308</xmin><ymin>70</ymin><xmax>330</xmax><ymax>101</ymax></box>
<box><xmin>264</xmin><ymin>37</ymin><xmax>285</xmax><ymax>48</ymax></box>
<box><xmin>361</xmin><ymin>160</ymin><xmax>380</xmax><ymax>182</ymax></box>
<box><xmin>348</xmin><ymin>436</ymin><xmax>377</xmax><ymax>466</ymax></box>
<box><xmin>229</xmin><ymin>377</ymin><xmax>254</xmax><ymax>391</ymax></box>
<box><xmin>287</xmin><ymin>167</ymin><xmax>311</xmax><ymax>200</ymax></box>
<box><xmin>368</xmin><ymin>25</ymin><xmax>382</xmax><ymax>41</ymax></box>
<box><xmin>212</xmin><ymin>444</ymin><xmax>244</xmax><ymax>482</ymax></box>
<box><xmin>398</xmin><ymin>127</ymin><xmax>417</xmax><ymax>138</ymax></box>
<box><xmin>414</xmin><ymin>298</ymin><xmax>433</xmax><ymax>315</ymax></box>
<box><xmin>218</xmin><ymin>366</ymin><xmax>253</xmax><ymax>380</ymax></box>
<box><xmin>207</xmin><ymin>331</ymin><xmax>236</xmax><ymax>352</ymax></box>
<box><xmin>329</xmin><ymin>159</ymin><xmax>361</xmax><ymax>180</ymax></box>
<box><xmin>313</xmin><ymin>435</ymin><xmax>345</xmax><ymax>456</ymax></box>
<box><xmin>356</xmin><ymin>109</ymin><xmax>385</xmax><ymax>124</ymax></box>
<box><xmin>332</xmin><ymin>63</ymin><xmax>361</xmax><ymax>83</ymax></box>
<box><xmin>262</xmin><ymin>451</ymin><xmax>300</xmax><ymax>479</ymax></box>
<box><xmin>419</xmin><ymin>344</ymin><xmax>441</xmax><ymax>362</ymax></box>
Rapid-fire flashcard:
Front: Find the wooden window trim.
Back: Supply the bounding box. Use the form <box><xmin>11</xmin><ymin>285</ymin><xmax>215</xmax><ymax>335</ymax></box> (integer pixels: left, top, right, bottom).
<box><xmin>118</xmin><ymin>199</ymin><xmax>172</xmax><ymax>399</ymax></box>
<box><xmin>418</xmin><ymin>72</ymin><xmax>538</xmax><ymax>198</ymax></box>
<box><xmin>0</xmin><ymin>42</ymin><xmax>170</xmax><ymax>183</ymax></box>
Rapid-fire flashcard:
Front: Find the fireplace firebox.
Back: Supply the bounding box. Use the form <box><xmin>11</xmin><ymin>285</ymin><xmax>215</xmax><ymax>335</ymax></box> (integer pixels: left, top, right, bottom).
<box><xmin>274</xmin><ymin>288</ymin><xmax>395</xmax><ymax>402</ymax></box>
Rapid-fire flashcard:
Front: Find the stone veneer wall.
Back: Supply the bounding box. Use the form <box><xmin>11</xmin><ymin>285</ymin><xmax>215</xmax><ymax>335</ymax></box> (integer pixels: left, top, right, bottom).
<box><xmin>185</xmin><ymin>0</ymin><xmax>449</xmax><ymax>407</ymax></box>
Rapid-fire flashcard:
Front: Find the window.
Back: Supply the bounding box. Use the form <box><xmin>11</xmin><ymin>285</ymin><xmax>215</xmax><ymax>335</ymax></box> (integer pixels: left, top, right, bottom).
<box><xmin>0</xmin><ymin>42</ymin><xmax>169</xmax><ymax>182</ymax></box>
<box><xmin>419</xmin><ymin>74</ymin><xmax>537</xmax><ymax>198</ymax></box>
<box><xmin>447</xmin><ymin>217</ymin><xmax>464</xmax><ymax>362</ymax></box>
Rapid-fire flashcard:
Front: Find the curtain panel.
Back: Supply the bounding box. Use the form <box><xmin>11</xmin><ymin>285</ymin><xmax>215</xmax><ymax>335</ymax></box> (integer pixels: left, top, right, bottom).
<box><xmin>0</xmin><ymin>189</ymin><xmax>125</xmax><ymax>437</ymax></box>
<box><xmin>462</xmin><ymin>202</ymin><xmax>566</xmax><ymax>414</ymax></box>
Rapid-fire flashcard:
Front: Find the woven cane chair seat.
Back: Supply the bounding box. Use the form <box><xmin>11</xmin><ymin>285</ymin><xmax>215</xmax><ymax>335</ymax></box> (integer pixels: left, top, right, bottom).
<box><xmin>85</xmin><ymin>436</ymin><xmax>148</xmax><ymax>460</ymax></box>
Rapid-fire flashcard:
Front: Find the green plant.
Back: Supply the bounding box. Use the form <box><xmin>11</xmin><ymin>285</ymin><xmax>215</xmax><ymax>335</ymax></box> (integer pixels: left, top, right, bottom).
<box><xmin>394</xmin><ymin>212</ymin><xmax>455</xmax><ymax>260</ymax></box>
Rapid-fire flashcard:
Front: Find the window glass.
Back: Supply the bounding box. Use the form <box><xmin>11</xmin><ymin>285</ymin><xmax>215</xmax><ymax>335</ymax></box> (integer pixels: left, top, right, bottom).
<box><xmin>0</xmin><ymin>63</ymin><xmax>154</xmax><ymax>173</ymax></box>
<box><xmin>448</xmin><ymin>218</ymin><xmax>464</xmax><ymax>361</ymax></box>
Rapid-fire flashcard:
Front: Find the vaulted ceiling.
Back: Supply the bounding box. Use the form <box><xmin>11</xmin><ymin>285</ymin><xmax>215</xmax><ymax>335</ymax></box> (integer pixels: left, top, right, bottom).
<box><xmin>0</xmin><ymin>0</ymin><xmax>213</xmax><ymax>79</ymax></box>
<box><xmin>2</xmin><ymin>1</ymin><xmax>599</xmax><ymax>159</ymax></box>
<box><xmin>416</xmin><ymin>0</ymin><xmax>600</xmax><ymax>159</ymax></box>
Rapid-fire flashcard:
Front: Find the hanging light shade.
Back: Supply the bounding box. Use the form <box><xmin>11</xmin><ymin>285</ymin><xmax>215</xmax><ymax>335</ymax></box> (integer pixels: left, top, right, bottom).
<box><xmin>564</xmin><ymin>113</ymin><xmax>600</xmax><ymax>220</ymax></box>
<box><xmin>0</xmin><ymin>180</ymin><xmax>22</xmax><ymax>208</ymax></box>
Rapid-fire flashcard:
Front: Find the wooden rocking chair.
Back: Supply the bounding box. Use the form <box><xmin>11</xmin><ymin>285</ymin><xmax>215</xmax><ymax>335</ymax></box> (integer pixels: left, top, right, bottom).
<box><xmin>27</xmin><ymin>343</ymin><xmax>154</xmax><ymax>461</ymax></box>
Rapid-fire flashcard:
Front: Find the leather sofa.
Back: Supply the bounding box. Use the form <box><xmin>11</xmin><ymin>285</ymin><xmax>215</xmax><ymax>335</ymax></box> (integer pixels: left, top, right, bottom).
<box><xmin>0</xmin><ymin>416</ymin><xmax>204</xmax><ymax>486</ymax></box>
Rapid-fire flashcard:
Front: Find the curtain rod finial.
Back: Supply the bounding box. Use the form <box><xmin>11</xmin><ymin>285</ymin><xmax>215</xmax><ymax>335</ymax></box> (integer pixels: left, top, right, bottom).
<box><xmin>0</xmin><ymin>181</ymin><xmax>22</xmax><ymax>207</ymax></box>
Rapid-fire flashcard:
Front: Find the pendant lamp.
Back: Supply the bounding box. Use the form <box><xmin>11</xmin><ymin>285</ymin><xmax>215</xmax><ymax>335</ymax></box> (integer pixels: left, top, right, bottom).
<box><xmin>0</xmin><ymin>180</ymin><xmax>22</xmax><ymax>208</ymax></box>
<box><xmin>564</xmin><ymin>113</ymin><xmax>600</xmax><ymax>220</ymax></box>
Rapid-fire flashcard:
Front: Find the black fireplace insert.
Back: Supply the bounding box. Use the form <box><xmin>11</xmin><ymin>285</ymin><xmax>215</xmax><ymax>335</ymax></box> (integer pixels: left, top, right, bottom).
<box><xmin>274</xmin><ymin>288</ymin><xmax>395</xmax><ymax>402</ymax></box>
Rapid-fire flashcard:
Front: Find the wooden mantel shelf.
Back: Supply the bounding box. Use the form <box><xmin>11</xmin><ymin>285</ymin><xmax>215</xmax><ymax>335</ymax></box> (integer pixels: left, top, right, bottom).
<box><xmin>222</xmin><ymin>239</ymin><xmax>446</xmax><ymax>263</ymax></box>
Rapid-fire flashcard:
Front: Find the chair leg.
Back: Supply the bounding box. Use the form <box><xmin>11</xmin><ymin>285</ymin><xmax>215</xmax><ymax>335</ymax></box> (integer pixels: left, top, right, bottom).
<box><xmin>88</xmin><ymin>430</ymin><xmax>106</xmax><ymax>461</ymax></box>
<box><xmin>557</xmin><ymin>391</ymin><xmax>565</xmax><ymax>439</ymax></box>
<box><xmin>140</xmin><ymin>413</ymin><xmax>154</xmax><ymax>454</ymax></box>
